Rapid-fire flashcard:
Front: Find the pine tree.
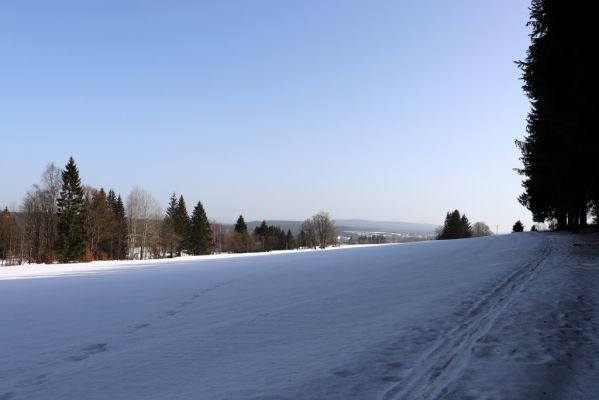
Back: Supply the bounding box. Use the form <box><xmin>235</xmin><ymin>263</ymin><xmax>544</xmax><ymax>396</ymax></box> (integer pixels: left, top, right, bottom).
<box><xmin>516</xmin><ymin>0</ymin><xmax>598</xmax><ymax>231</ymax></box>
<box><xmin>189</xmin><ymin>200</ymin><xmax>213</xmax><ymax>255</ymax></box>
<box><xmin>230</xmin><ymin>215</ymin><xmax>249</xmax><ymax>253</ymax></box>
<box><xmin>174</xmin><ymin>195</ymin><xmax>191</xmax><ymax>255</ymax></box>
<box><xmin>286</xmin><ymin>229</ymin><xmax>294</xmax><ymax>250</ymax></box>
<box><xmin>512</xmin><ymin>220</ymin><xmax>525</xmax><ymax>233</ymax></box>
<box><xmin>460</xmin><ymin>214</ymin><xmax>473</xmax><ymax>238</ymax></box>
<box><xmin>234</xmin><ymin>215</ymin><xmax>247</xmax><ymax>233</ymax></box>
<box><xmin>254</xmin><ymin>220</ymin><xmax>268</xmax><ymax>251</ymax></box>
<box><xmin>114</xmin><ymin>194</ymin><xmax>128</xmax><ymax>259</ymax></box>
<box><xmin>57</xmin><ymin>157</ymin><xmax>87</xmax><ymax>261</ymax></box>
<box><xmin>163</xmin><ymin>193</ymin><xmax>180</xmax><ymax>257</ymax></box>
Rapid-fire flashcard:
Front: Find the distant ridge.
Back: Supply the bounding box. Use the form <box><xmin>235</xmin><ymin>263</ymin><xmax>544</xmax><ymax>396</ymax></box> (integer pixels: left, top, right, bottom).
<box><xmin>334</xmin><ymin>219</ymin><xmax>438</xmax><ymax>235</ymax></box>
<box><xmin>233</xmin><ymin>219</ymin><xmax>438</xmax><ymax>235</ymax></box>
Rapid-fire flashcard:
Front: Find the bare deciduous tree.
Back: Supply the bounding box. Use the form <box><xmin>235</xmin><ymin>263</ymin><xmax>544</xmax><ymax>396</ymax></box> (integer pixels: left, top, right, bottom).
<box><xmin>19</xmin><ymin>163</ymin><xmax>62</xmax><ymax>263</ymax></box>
<box><xmin>310</xmin><ymin>212</ymin><xmax>336</xmax><ymax>249</ymax></box>
<box><xmin>126</xmin><ymin>186</ymin><xmax>161</xmax><ymax>260</ymax></box>
<box><xmin>300</xmin><ymin>218</ymin><xmax>316</xmax><ymax>249</ymax></box>
<box><xmin>472</xmin><ymin>221</ymin><xmax>493</xmax><ymax>237</ymax></box>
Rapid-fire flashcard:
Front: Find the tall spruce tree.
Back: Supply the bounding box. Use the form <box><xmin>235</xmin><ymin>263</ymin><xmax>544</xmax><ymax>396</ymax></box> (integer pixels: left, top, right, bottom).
<box><xmin>111</xmin><ymin>193</ymin><xmax>128</xmax><ymax>259</ymax></box>
<box><xmin>57</xmin><ymin>157</ymin><xmax>87</xmax><ymax>261</ymax></box>
<box><xmin>163</xmin><ymin>193</ymin><xmax>179</xmax><ymax>257</ymax></box>
<box><xmin>460</xmin><ymin>214</ymin><xmax>473</xmax><ymax>238</ymax></box>
<box><xmin>189</xmin><ymin>201</ymin><xmax>213</xmax><ymax>255</ymax></box>
<box><xmin>230</xmin><ymin>215</ymin><xmax>249</xmax><ymax>253</ymax></box>
<box><xmin>286</xmin><ymin>229</ymin><xmax>294</xmax><ymax>250</ymax></box>
<box><xmin>254</xmin><ymin>220</ymin><xmax>268</xmax><ymax>251</ymax></box>
<box><xmin>516</xmin><ymin>0</ymin><xmax>598</xmax><ymax>230</ymax></box>
<box><xmin>174</xmin><ymin>195</ymin><xmax>191</xmax><ymax>255</ymax></box>
<box><xmin>234</xmin><ymin>215</ymin><xmax>247</xmax><ymax>233</ymax></box>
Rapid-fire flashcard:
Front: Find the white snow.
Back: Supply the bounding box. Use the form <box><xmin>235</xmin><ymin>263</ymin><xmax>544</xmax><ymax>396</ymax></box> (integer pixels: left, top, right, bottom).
<box><xmin>1</xmin><ymin>233</ymin><xmax>598</xmax><ymax>399</ymax></box>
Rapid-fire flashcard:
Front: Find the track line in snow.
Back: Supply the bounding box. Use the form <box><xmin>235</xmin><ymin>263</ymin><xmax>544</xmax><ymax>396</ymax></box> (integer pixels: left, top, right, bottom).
<box><xmin>379</xmin><ymin>237</ymin><xmax>552</xmax><ymax>400</ymax></box>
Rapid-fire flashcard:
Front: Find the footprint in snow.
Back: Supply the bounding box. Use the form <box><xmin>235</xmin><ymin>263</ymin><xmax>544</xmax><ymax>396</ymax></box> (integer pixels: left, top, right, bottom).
<box><xmin>333</xmin><ymin>369</ymin><xmax>354</xmax><ymax>378</ymax></box>
<box><xmin>16</xmin><ymin>373</ymin><xmax>49</xmax><ymax>389</ymax></box>
<box><xmin>67</xmin><ymin>343</ymin><xmax>107</xmax><ymax>362</ymax></box>
<box><xmin>126</xmin><ymin>323</ymin><xmax>151</xmax><ymax>334</ymax></box>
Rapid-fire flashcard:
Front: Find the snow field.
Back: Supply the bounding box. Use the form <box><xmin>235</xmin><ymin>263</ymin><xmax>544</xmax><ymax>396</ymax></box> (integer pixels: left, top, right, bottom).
<box><xmin>1</xmin><ymin>233</ymin><xmax>598</xmax><ymax>399</ymax></box>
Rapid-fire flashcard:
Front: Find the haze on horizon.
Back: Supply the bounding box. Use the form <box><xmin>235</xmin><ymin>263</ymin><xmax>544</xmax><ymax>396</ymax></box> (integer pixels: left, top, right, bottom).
<box><xmin>0</xmin><ymin>0</ymin><xmax>532</xmax><ymax>232</ymax></box>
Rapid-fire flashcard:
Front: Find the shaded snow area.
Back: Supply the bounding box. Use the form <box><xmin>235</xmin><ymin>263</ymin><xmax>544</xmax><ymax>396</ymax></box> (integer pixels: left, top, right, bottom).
<box><xmin>1</xmin><ymin>233</ymin><xmax>598</xmax><ymax>399</ymax></box>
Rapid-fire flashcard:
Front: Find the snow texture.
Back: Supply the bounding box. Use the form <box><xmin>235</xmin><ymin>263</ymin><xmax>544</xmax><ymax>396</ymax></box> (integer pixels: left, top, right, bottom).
<box><xmin>1</xmin><ymin>233</ymin><xmax>598</xmax><ymax>399</ymax></box>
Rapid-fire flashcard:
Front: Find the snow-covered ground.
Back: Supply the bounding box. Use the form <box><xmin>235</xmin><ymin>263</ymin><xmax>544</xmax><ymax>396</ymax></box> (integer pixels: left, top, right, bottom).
<box><xmin>1</xmin><ymin>233</ymin><xmax>598</xmax><ymax>399</ymax></box>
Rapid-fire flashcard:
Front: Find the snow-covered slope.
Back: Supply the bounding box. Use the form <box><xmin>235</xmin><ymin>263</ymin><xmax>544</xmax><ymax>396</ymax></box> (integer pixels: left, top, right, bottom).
<box><xmin>1</xmin><ymin>233</ymin><xmax>598</xmax><ymax>399</ymax></box>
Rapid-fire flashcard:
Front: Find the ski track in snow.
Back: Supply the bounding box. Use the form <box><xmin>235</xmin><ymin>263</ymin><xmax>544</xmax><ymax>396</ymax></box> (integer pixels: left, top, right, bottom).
<box><xmin>379</xmin><ymin>238</ymin><xmax>552</xmax><ymax>400</ymax></box>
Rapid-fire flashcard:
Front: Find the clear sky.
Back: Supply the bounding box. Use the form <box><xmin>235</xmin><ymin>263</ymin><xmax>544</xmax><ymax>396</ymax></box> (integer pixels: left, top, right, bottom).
<box><xmin>1</xmin><ymin>0</ymin><xmax>533</xmax><ymax>231</ymax></box>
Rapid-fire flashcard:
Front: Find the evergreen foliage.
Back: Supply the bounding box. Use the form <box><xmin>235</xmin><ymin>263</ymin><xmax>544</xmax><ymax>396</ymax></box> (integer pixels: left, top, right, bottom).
<box><xmin>0</xmin><ymin>207</ymin><xmax>18</xmax><ymax>263</ymax></box>
<box><xmin>230</xmin><ymin>215</ymin><xmax>249</xmax><ymax>253</ymax></box>
<box><xmin>189</xmin><ymin>200</ymin><xmax>213</xmax><ymax>255</ymax></box>
<box><xmin>173</xmin><ymin>195</ymin><xmax>191</xmax><ymax>255</ymax></box>
<box><xmin>512</xmin><ymin>220</ymin><xmax>525</xmax><ymax>232</ymax></box>
<box><xmin>113</xmin><ymin>194</ymin><xmax>128</xmax><ymax>259</ymax></box>
<box><xmin>234</xmin><ymin>215</ymin><xmax>247</xmax><ymax>233</ymax></box>
<box><xmin>57</xmin><ymin>157</ymin><xmax>87</xmax><ymax>261</ymax></box>
<box><xmin>163</xmin><ymin>193</ymin><xmax>180</xmax><ymax>257</ymax></box>
<box><xmin>438</xmin><ymin>210</ymin><xmax>473</xmax><ymax>240</ymax></box>
<box><xmin>252</xmin><ymin>221</ymin><xmax>289</xmax><ymax>251</ymax></box>
<box><xmin>515</xmin><ymin>0</ymin><xmax>598</xmax><ymax>231</ymax></box>
<box><xmin>285</xmin><ymin>229</ymin><xmax>294</xmax><ymax>250</ymax></box>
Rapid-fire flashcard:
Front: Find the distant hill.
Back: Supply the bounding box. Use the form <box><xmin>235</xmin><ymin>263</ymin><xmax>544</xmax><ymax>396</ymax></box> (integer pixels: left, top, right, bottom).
<box><xmin>335</xmin><ymin>219</ymin><xmax>438</xmax><ymax>235</ymax></box>
<box><xmin>232</xmin><ymin>219</ymin><xmax>438</xmax><ymax>235</ymax></box>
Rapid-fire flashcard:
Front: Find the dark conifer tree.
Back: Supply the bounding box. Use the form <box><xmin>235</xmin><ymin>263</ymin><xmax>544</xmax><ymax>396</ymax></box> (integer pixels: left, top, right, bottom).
<box><xmin>512</xmin><ymin>220</ymin><xmax>525</xmax><ymax>233</ymax></box>
<box><xmin>114</xmin><ymin>194</ymin><xmax>128</xmax><ymax>259</ymax></box>
<box><xmin>276</xmin><ymin>228</ymin><xmax>287</xmax><ymax>250</ymax></box>
<box><xmin>57</xmin><ymin>157</ymin><xmax>87</xmax><ymax>261</ymax></box>
<box><xmin>516</xmin><ymin>0</ymin><xmax>598</xmax><ymax>230</ymax></box>
<box><xmin>254</xmin><ymin>220</ymin><xmax>268</xmax><ymax>251</ymax></box>
<box><xmin>286</xmin><ymin>229</ymin><xmax>295</xmax><ymax>250</ymax></box>
<box><xmin>105</xmin><ymin>192</ymin><xmax>128</xmax><ymax>260</ymax></box>
<box><xmin>234</xmin><ymin>215</ymin><xmax>247</xmax><ymax>233</ymax></box>
<box><xmin>189</xmin><ymin>200</ymin><xmax>213</xmax><ymax>255</ymax></box>
<box><xmin>460</xmin><ymin>214</ymin><xmax>473</xmax><ymax>238</ymax></box>
<box><xmin>174</xmin><ymin>195</ymin><xmax>191</xmax><ymax>255</ymax></box>
<box><xmin>231</xmin><ymin>215</ymin><xmax>249</xmax><ymax>253</ymax></box>
<box><xmin>163</xmin><ymin>193</ymin><xmax>179</xmax><ymax>257</ymax></box>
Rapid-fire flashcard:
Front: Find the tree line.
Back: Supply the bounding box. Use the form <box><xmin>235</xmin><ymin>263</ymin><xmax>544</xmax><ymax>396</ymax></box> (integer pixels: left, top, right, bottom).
<box><xmin>0</xmin><ymin>158</ymin><xmax>337</xmax><ymax>265</ymax></box>
<box><xmin>515</xmin><ymin>0</ymin><xmax>598</xmax><ymax>231</ymax></box>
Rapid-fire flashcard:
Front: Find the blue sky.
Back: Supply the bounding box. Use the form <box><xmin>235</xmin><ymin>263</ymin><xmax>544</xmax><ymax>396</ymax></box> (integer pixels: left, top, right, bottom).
<box><xmin>1</xmin><ymin>0</ymin><xmax>532</xmax><ymax>231</ymax></box>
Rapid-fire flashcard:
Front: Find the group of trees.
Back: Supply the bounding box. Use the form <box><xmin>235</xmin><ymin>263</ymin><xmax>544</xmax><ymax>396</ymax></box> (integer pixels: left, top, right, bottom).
<box><xmin>437</xmin><ymin>210</ymin><xmax>493</xmax><ymax>240</ymax></box>
<box><xmin>437</xmin><ymin>210</ymin><xmax>473</xmax><ymax>240</ymax></box>
<box><xmin>515</xmin><ymin>0</ymin><xmax>598</xmax><ymax>231</ymax></box>
<box><xmin>225</xmin><ymin>216</ymin><xmax>297</xmax><ymax>253</ymax></box>
<box><xmin>0</xmin><ymin>158</ymin><xmax>214</xmax><ymax>264</ymax></box>
<box><xmin>298</xmin><ymin>212</ymin><xmax>337</xmax><ymax>249</ymax></box>
<box><xmin>1</xmin><ymin>158</ymin><xmax>338</xmax><ymax>265</ymax></box>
